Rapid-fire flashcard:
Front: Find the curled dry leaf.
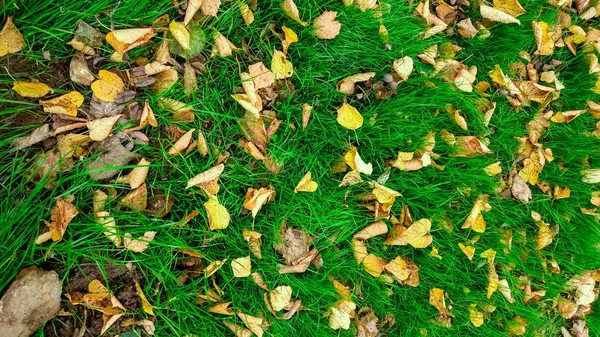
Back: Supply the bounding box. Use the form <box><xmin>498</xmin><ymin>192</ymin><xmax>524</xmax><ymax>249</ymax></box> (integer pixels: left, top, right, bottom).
<box><xmin>106</xmin><ymin>27</ymin><xmax>155</xmax><ymax>55</ymax></box>
<box><xmin>458</xmin><ymin>243</ymin><xmax>475</xmax><ymax>261</ymax></box>
<box><xmin>237</xmin><ymin>312</ymin><xmax>264</xmax><ymax>337</ymax></box>
<box><xmin>204</xmin><ymin>196</ymin><xmax>230</xmax><ymax>230</ymax></box>
<box><xmin>243</xmin><ymin>187</ymin><xmax>275</xmax><ymax>218</ymax></box>
<box><xmin>281</xmin><ymin>0</ymin><xmax>308</xmax><ymax>27</ymax></box>
<box><xmin>120</xmin><ymin>183</ymin><xmax>148</xmax><ymax>211</ymax></box>
<box><xmin>480</xmin><ymin>4</ymin><xmax>521</xmax><ymax>25</ymax></box>
<box><xmin>212</xmin><ymin>30</ymin><xmax>237</xmax><ymax>57</ymax></box>
<box><xmin>393</xmin><ymin>57</ymin><xmax>413</xmax><ymax>82</ymax></box>
<box><xmin>384</xmin><ymin>256</ymin><xmax>409</xmax><ymax>282</ymax></box>
<box><xmin>87</xmin><ymin>115</ymin><xmax>122</xmax><ymax>141</ymax></box>
<box><xmin>339</xmin><ymin>170</ymin><xmax>362</xmax><ymax>187</ymax></box>
<box><xmin>271</xmin><ymin>49</ymin><xmax>294</xmax><ymax>79</ymax></box>
<box><xmin>352</xmin><ymin>238</ymin><xmax>368</xmax><ymax>264</ymax></box>
<box><xmin>168</xmin><ymin>128</ymin><xmax>195</xmax><ymax>155</ymax></box>
<box><xmin>345</xmin><ymin>146</ymin><xmax>373</xmax><ymax>175</ymax></box>
<box><xmin>201</xmin><ymin>0</ymin><xmax>222</xmax><ymax>17</ymax></box>
<box><xmin>281</xmin><ymin>26</ymin><xmax>298</xmax><ymax>55</ymax></box>
<box><xmin>117</xmin><ymin>158</ymin><xmax>150</xmax><ymax>189</ymax></box>
<box><xmin>243</xmin><ymin>229</ymin><xmax>263</xmax><ymax>259</ymax></box>
<box><xmin>223</xmin><ymin>321</ymin><xmax>252</xmax><ymax>337</ymax></box>
<box><xmin>400</xmin><ymin>218</ymin><xmax>433</xmax><ymax>248</ymax></box>
<box><xmin>186</xmin><ymin>164</ymin><xmax>225</xmax><ymax>189</ymax></box>
<box><xmin>294</xmin><ymin>171</ymin><xmax>318</xmax><ymax>193</ymax></box>
<box><xmin>313</xmin><ymin>11</ymin><xmax>341</xmax><ymax>40</ymax></box>
<box><xmin>354</xmin><ymin>221</ymin><xmax>388</xmax><ymax>240</ymax></box>
<box><xmin>239</xmin><ymin>1</ymin><xmax>255</xmax><ymax>26</ymax></box>
<box><xmin>153</xmin><ymin>68</ymin><xmax>178</xmax><ymax>94</ymax></box>
<box><xmin>533</xmin><ymin>21</ymin><xmax>554</xmax><ymax>56</ymax></box>
<box><xmin>362</xmin><ymin>253</ymin><xmax>387</xmax><ymax>277</ymax></box>
<box><xmin>0</xmin><ymin>17</ymin><xmax>24</xmax><ymax>56</ymax></box>
<box><xmin>337</xmin><ymin>72</ymin><xmax>376</xmax><ymax>95</ymax></box>
<box><xmin>70</xmin><ymin>53</ymin><xmax>95</xmax><ymax>86</ymax></box>
<box><xmin>124</xmin><ymin>231</ymin><xmax>156</xmax><ymax>253</ymax></box>
<box><xmin>232</xmin><ymin>256</ymin><xmax>252</xmax><ymax>277</ymax></box>
<box><xmin>337</xmin><ymin>103</ymin><xmax>363</xmax><ymax>130</ymax></box>
<box><xmin>462</xmin><ymin>194</ymin><xmax>491</xmax><ymax>233</ymax></box>
<box><xmin>301</xmin><ymin>103</ymin><xmax>312</xmax><ymax>130</ymax></box>
<box><xmin>95</xmin><ymin>211</ymin><xmax>121</xmax><ymax>247</ymax></box>
<box><xmin>269</xmin><ymin>285</ymin><xmax>293</xmax><ymax>312</ymax></box>
<box><xmin>40</xmin><ymin>91</ymin><xmax>84</xmax><ymax>116</ymax></box>
<box><xmin>135</xmin><ymin>280</ymin><xmax>154</xmax><ymax>315</ymax></box>
<box><xmin>12</xmin><ymin>124</ymin><xmax>53</xmax><ymax>150</ymax></box>
<box><xmin>12</xmin><ymin>81</ymin><xmax>52</xmax><ymax>98</ymax></box>
<box><xmin>35</xmin><ymin>198</ymin><xmax>78</xmax><ymax>244</ymax></box>
<box><xmin>91</xmin><ymin>70</ymin><xmax>126</xmax><ymax>102</ymax></box>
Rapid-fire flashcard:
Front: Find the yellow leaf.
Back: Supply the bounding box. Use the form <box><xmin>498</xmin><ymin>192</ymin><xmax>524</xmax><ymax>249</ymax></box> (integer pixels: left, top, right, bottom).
<box><xmin>0</xmin><ymin>17</ymin><xmax>24</xmax><ymax>57</ymax></box>
<box><xmin>480</xmin><ymin>248</ymin><xmax>496</xmax><ymax>264</ymax></box>
<box><xmin>95</xmin><ymin>211</ymin><xmax>120</xmax><ymax>248</ymax></box>
<box><xmin>302</xmin><ymin>103</ymin><xmax>312</xmax><ymax>130</ymax></box>
<box><xmin>354</xmin><ymin>221</ymin><xmax>388</xmax><ymax>240</ymax></box>
<box><xmin>484</xmin><ymin>162</ymin><xmax>502</xmax><ymax>176</ymax></box>
<box><xmin>271</xmin><ymin>49</ymin><xmax>294</xmax><ymax>79</ymax></box>
<box><xmin>392</xmin><ymin>57</ymin><xmax>413</xmax><ymax>82</ymax></box>
<box><xmin>231</xmin><ymin>256</ymin><xmax>252</xmax><ymax>277</ymax></box>
<box><xmin>362</xmin><ymin>253</ymin><xmax>387</xmax><ymax>277</ymax></box>
<box><xmin>328</xmin><ymin>307</ymin><xmax>351</xmax><ymax>330</ymax></box>
<box><xmin>480</xmin><ymin>5</ymin><xmax>520</xmax><ymax>25</ymax></box>
<box><xmin>232</xmin><ymin>93</ymin><xmax>261</xmax><ymax>118</ymax></box>
<box><xmin>352</xmin><ymin>238</ymin><xmax>368</xmax><ymax>264</ymax></box>
<box><xmin>400</xmin><ymin>218</ymin><xmax>433</xmax><ymax>249</ymax></box>
<box><xmin>91</xmin><ymin>70</ymin><xmax>125</xmax><ymax>102</ymax></box>
<box><xmin>36</xmin><ymin>198</ymin><xmax>78</xmax><ymax>244</ymax></box>
<box><xmin>239</xmin><ymin>1</ymin><xmax>255</xmax><ymax>26</ymax></box>
<box><xmin>336</xmin><ymin>103</ymin><xmax>363</xmax><ymax>130</ymax></box>
<box><xmin>183</xmin><ymin>0</ymin><xmax>202</xmax><ymax>26</ymax></box>
<box><xmin>339</xmin><ymin>170</ymin><xmax>363</xmax><ymax>187</ymax></box>
<box><xmin>336</xmin><ymin>72</ymin><xmax>376</xmax><ymax>95</ymax></box>
<box><xmin>458</xmin><ymin>243</ymin><xmax>475</xmax><ymax>261</ymax></box>
<box><xmin>39</xmin><ymin>91</ymin><xmax>84</xmax><ymax>116</ymax></box>
<box><xmin>205</xmin><ymin>259</ymin><xmax>227</xmax><ymax>277</ymax></box>
<box><xmin>101</xmin><ymin>313</ymin><xmax>123</xmax><ymax>335</ymax></box>
<box><xmin>120</xmin><ymin>183</ymin><xmax>148</xmax><ymax>211</ymax></box>
<box><xmin>169</xmin><ymin>21</ymin><xmax>190</xmax><ymax>50</ymax></box>
<box><xmin>223</xmin><ymin>321</ymin><xmax>252</xmax><ymax>337</ymax></box>
<box><xmin>106</xmin><ymin>28</ymin><xmax>155</xmax><ymax>55</ymax></box>
<box><xmin>553</xmin><ymin>186</ymin><xmax>570</xmax><ymax>199</ymax></box>
<box><xmin>493</xmin><ymin>0</ymin><xmax>527</xmax><ymax>17</ymax></box>
<box><xmin>384</xmin><ymin>256</ymin><xmax>409</xmax><ymax>282</ymax></box>
<box><xmin>204</xmin><ymin>196</ymin><xmax>230</xmax><ymax>230</ymax></box>
<box><xmin>281</xmin><ymin>0</ymin><xmax>308</xmax><ymax>27</ymax></box>
<box><xmin>87</xmin><ymin>115</ymin><xmax>122</xmax><ymax>141</ymax></box>
<box><xmin>532</xmin><ymin>21</ymin><xmax>554</xmax><ymax>56</ymax></box>
<box><xmin>429</xmin><ymin>288</ymin><xmax>448</xmax><ymax>314</ymax></box>
<box><xmin>282</xmin><ymin>26</ymin><xmax>298</xmax><ymax>55</ymax></box>
<box><xmin>168</xmin><ymin>128</ymin><xmax>195</xmax><ymax>155</ymax></box>
<box><xmin>551</xmin><ymin>110</ymin><xmax>586</xmax><ymax>123</ymax></box>
<box><xmin>12</xmin><ymin>82</ymin><xmax>52</xmax><ymax>98</ymax></box>
<box><xmin>208</xmin><ymin>302</ymin><xmax>234</xmax><ymax>315</ymax></box>
<box><xmin>294</xmin><ymin>171</ymin><xmax>318</xmax><ymax>192</ymax></box>
<box><xmin>243</xmin><ymin>187</ymin><xmax>275</xmax><ymax>218</ymax></box>
<box><xmin>212</xmin><ymin>30</ymin><xmax>237</xmax><ymax>57</ymax></box>
<box><xmin>469</xmin><ymin>304</ymin><xmax>484</xmax><ymax>327</ymax></box>
<box><xmin>344</xmin><ymin>146</ymin><xmax>372</xmax><ymax>174</ymax></box>
<box><xmin>487</xmin><ymin>263</ymin><xmax>499</xmax><ymax>298</ymax></box>
<box><xmin>313</xmin><ymin>11</ymin><xmax>341</xmax><ymax>40</ymax></box>
<box><xmin>462</xmin><ymin>195</ymin><xmax>491</xmax><ymax>233</ymax></box>
<box><xmin>117</xmin><ymin>158</ymin><xmax>150</xmax><ymax>189</ymax></box>
<box><xmin>237</xmin><ymin>312</ymin><xmax>264</xmax><ymax>337</ymax></box>
<box><xmin>134</xmin><ymin>280</ymin><xmax>154</xmax><ymax>316</ymax></box>
<box><xmin>269</xmin><ymin>285</ymin><xmax>292</xmax><ymax>312</ymax></box>
<box><xmin>508</xmin><ymin>316</ymin><xmax>527</xmax><ymax>336</ymax></box>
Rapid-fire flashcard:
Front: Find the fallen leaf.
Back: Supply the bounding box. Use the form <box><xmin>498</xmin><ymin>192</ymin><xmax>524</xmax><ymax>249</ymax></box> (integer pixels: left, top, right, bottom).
<box><xmin>170</xmin><ymin>21</ymin><xmax>190</xmax><ymax>50</ymax></box>
<box><xmin>494</xmin><ymin>0</ymin><xmax>527</xmax><ymax>17</ymax></box>
<box><xmin>301</xmin><ymin>103</ymin><xmax>312</xmax><ymax>130</ymax></box>
<box><xmin>201</xmin><ymin>0</ymin><xmax>222</xmax><ymax>16</ymax></box>
<box><xmin>352</xmin><ymin>238</ymin><xmax>369</xmax><ymax>264</ymax></box>
<box><xmin>40</xmin><ymin>91</ymin><xmax>84</xmax><ymax>116</ymax></box>
<box><xmin>294</xmin><ymin>172</ymin><xmax>318</xmax><ymax>192</ymax></box>
<box><xmin>400</xmin><ymin>218</ymin><xmax>433</xmax><ymax>248</ymax></box>
<box><xmin>339</xmin><ymin>170</ymin><xmax>363</xmax><ymax>187</ymax></box>
<box><xmin>329</xmin><ymin>306</ymin><xmax>351</xmax><ymax>330</ymax></box>
<box><xmin>106</xmin><ymin>27</ymin><xmax>155</xmax><ymax>55</ymax></box>
<box><xmin>35</xmin><ymin>198</ymin><xmax>78</xmax><ymax>244</ymax></box>
<box><xmin>532</xmin><ymin>21</ymin><xmax>555</xmax><ymax>56</ymax></box>
<box><xmin>508</xmin><ymin>316</ymin><xmax>527</xmax><ymax>336</ymax></box>
<box><xmin>0</xmin><ymin>17</ymin><xmax>24</xmax><ymax>56</ymax></box>
<box><xmin>337</xmin><ymin>72</ymin><xmax>376</xmax><ymax>95</ymax></box>
<box><xmin>237</xmin><ymin>312</ymin><xmax>264</xmax><ymax>337</ymax></box>
<box><xmin>458</xmin><ymin>243</ymin><xmax>475</xmax><ymax>261</ymax></box>
<box><xmin>243</xmin><ymin>187</ymin><xmax>275</xmax><ymax>218</ymax></box>
<box><xmin>95</xmin><ymin>211</ymin><xmax>121</xmax><ymax>247</ymax></box>
<box><xmin>204</xmin><ymin>196</ymin><xmax>230</xmax><ymax>230</ymax></box>
<box><xmin>269</xmin><ymin>285</ymin><xmax>293</xmax><ymax>312</ymax></box>
<box><xmin>239</xmin><ymin>1</ymin><xmax>255</xmax><ymax>26</ymax></box>
<box><xmin>271</xmin><ymin>49</ymin><xmax>294</xmax><ymax>79</ymax></box>
<box><xmin>124</xmin><ymin>231</ymin><xmax>156</xmax><ymax>253</ymax></box>
<box><xmin>393</xmin><ymin>57</ymin><xmax>413</xmax><ymax>82</ymax></box>
<box><xmin>152</xmin><ymin>68</ymin><xmax>178</xmax><ymax>94</ymax></box>
<box><xmin>469</xmin><ymin>304</ymin><xmax>484</xmax><ymax>327</ymax></box>
<box><xmin>186</xmin><ymin>164</ymin><xmax>225</xmax><ymax>189</ymax></box>
<box><xmin>91</xmin><ymin>70</ymin><xmax>126</xmax><ymax>102</ymax></box>
<box><xmin>480</xmin><ymin>4</ymin><xmax>521</xmax><ymax>25</ymax></box>
<box><xmin>223</xmin><ymin>321</ymin><xmax>252</xmax><ymax>337</ymax></box>
<box><xmin>313</xmin><ymin>11</ymin><xmax>341</xmax><ymax>40</ymax></box>
<box><xmin>116</xmin><ymin>158</ymin><xmax>150</xmax><ymax>189</ymax></box>
<box><xmin>69</xmin><ymin>53</ymin><xmax>95</xmax><ymax>86</ymax></box>
<box><xmin>205</xmin><ymin>259</ymin><xmax>227</xmax><ymax>277</ymax></box>
<box><xmin>551</xmin><ymin>110</ymin><xmax>586</xmax><ymax>123</ymax></box>
<box><xmin>354</xmin><ymin>221</ymin><xmax>388</xmax><ymax>240</ymax></box>
<box><xmin>212</xmin><ymin>30</ymin><xmax>237</xmax><ymax>57</ymax></box>
<box><xmin>87</xmin><ymin>115</ymin><xmax>121</xmax><ymax>141</ymax></box>
<box><xmin>232</xmin><ymin>256</ymin><xmax>252</xmax><ymax>277</ymax></box>
<box><xmin>12</xmin><ymin>81</ymin><xmax>52</xmax><ymax>98</ymax></box>
<box><xmin>134</xmin><ymin>280</ymin><xmax>154</xmax><ymax>315</ymax></box>
<box><xmin>120</xmin><ymin>183</ymin><xmax>148</xmax><ymax>211</ymax></box>
<box><xmin>281</xmin><ymin>26</ymin><xmax>298</xmax><ymax>55</ymax></box>
<box><xmin>249</xmin><ymin>62</ymin><xmax>275</xmax><ymax>89</ymax></box>
<box><xmin>183</xmin><ymin>0</ymin><xmax>202</xmax><ymax>26</ymax></box>
<box><xmin>498</xmin><ymin>279</ymin><xmax>514</xmax><ymax>303</ymax></box>
<box><xmin>487</xmin><ymin>263</ymin><xmax>499</xmax><ymax>298</ymax></box>
<box><xmin>136</xmin><ymin>320</ymin><xmax>155</xmax><ymax>335</ymax></box>
<box><xmin>101</xmin><ymin>313</ymin><xmax>123</xmax><ymax>335</ymax></box>
<box><xmin>384</xmin><ymin>256</ymin><xmax>409</xmax><ymax>282</ymax></box>
<box><xmin>337</xmin><ymin>103</ymin><xmax>363</xmax><ymax>130</ymax></box>
<box><xmin>462</xmin><ymin>195</ymin><xmax>491</xmax><ymax>233</ymax></box>
<box><xmin>12</xmin><ymin>124</ymin><xmax>53</xmax><ymax>150</ymax></box>
<box><xmin>484</xmin><ymin>162</ymin><xmax>502</xmax><ymax>176</ymax></box>
<box><xmin>168</xmin><ymin>128</ymin><xmax>195</xmax><ymax>155</ymax></box>
<box><xmin>281</xmin><ymin>0</ymin><xmax>308</xmax><ymax>27</ymax></box>
<box><xmin>362</xmin><ymin>253</ymin><xmax>387</xmax><ymax>277</ymax></box>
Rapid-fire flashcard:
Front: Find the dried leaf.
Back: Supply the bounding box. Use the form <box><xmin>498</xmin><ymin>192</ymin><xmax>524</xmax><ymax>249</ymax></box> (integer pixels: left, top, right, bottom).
<box><xmin>354</xmin><ymin>221</ymin><xmax>388</xmax><ymax>240</ymax></box>
<box><xmin>393</xmin><ymin>57</ymin><xmax>413</xmax><ymax>82</ymax></box>
<box><xmin>237</xmin><ymin>312</ymin><xmax>264</xmax><ymax>337</ymax></box>
<box><xmin>313</xmin><ymin>11</ymin><xmax>341</xmax><ymax>40</ymax></box>
<box><xmin>458</xmin><ymin>243</ymin><xmax>475</xmax><ymax>261</ymax></box>
<box><xmin>281</xmin><ymin>0</ymin><xmax>308</xmax><ymax>27</ymax></box>
<box><xmin>249</xmin><ymin>62</ymin><xmax>275</xmax><ymax>89</ymax></box>
<box><xmin>232</xmin><ymin>256</ymin><xmax>252</xmax><ymax>277</ymax></box>
<box><xmin>508</xmin><ymin>317</ymin><xmax>527</xmax><ymax>336</ymax></box>
<box><xmin>187</xmin><ymin>164</ymin><xmax>225</xmax><ymax>189</ymax></box>
<box><xmin>337</xmin><ymin>103</ymin><xmax>363</xmax><ymax>130</ymax></box>
<box><xmin>0</xmin><ymin>17</ymin><xmax>24</xmax><ymax>56</ymax></box>
<box><xmin>400</xmin><ymin>219</ymin><xmax>433</xmax><ymax>248</ymax></box>
<box><xmin>135</xmin><ymin>280</ymin><xmax>154</xmax><ymax>316</ymax></box>
<box><xmin>243</xmin><ymin>187</ymin><xmax>275</xmax><ymax>218</ymax></box>
<box><xmin>469</xmin><ymin>304</ymin><xmax>484</xmax><ymax>327</ymax></box>
<box><xmin>201</xmin><ymin>0</ymin><xmax>222</xmax><ymax>16</ymax></box>
<box><xmin>462</xmin><ymin>195</ymin><xmax>491</xmax><ymax>233</ymax></box>
<box><xmin>91</xmin><ymin>70</ymin><xmax>126</xmax><ymax>102</ymax></box>
<box><xmin>362</xmin><ymin>253</ymin><xmax>387</xmax><ymax>277</ymax></box>
<box><xmin>12</xmin><ymin>124</ymin><xmax>53</xmax><ymax>150</ymax></box>
<box><xmin>212</xmin><ymin>30</ymin><xmax>237</xmax><ymax>57</ymax></box>
<box><xmin>223</xmin><ymin>321</ymin><xmax>252</xmax><ymax>337</ymax></box>
<box><xmin>480</xmin><ymin>5</ymin><xmax>521</xmax><ymax>25</ymax></box>
<box><xmin>106</xmin><ymin>28</ymin><xmax>155</xmax><ymax>55</ymax></box>
<box><xmin>384</xmin><ymin>256</ymin><xmax>409</xmax><ymax>282</ymax></box>
<box><xmin>329</xmin><ymin>306</ymin><xmax>351</xmax><ymax>330</ymax></box>
<box><xmin>118</xmin><ymin>158</ymin><xmax>150</xmax><ymax>189</ymax></box>
<box><xmin>271</xmin><ymin>49</ymin><xmax>294</xmax><ymax>79</ymax></box>
<box><xmin>337</xmin><ymin>72</ymin><xmax>376</xmax><ymax>95</ymax></box>
<box><xmin>40</xmin><ymin>91</ymin><xmax>84</xmax><ymax>116</ymax></box>
<box><xmin>184</xmin><ymin>0</ymin><xmax>202</xmax><ymax>26</ymax></box>
<box><xmin>240</xmin><ymin>1</ymin><xmax>255</xmax><ymax>26</ymax></box>
<box><xmin>152</xmin><ymin>68</ymin><xmax>178</xmax><ymax>94</ymax></box>
<box><xmin>120</xmin><ymin>183</ymin><xmax>148</xmax><ymax>211</ymax></box>
<box><xmin>87</xmin><ymin>115</ymin><xmax>121</xmax><ymax>141</ymax></box>
<box><xmin>208</xmin><ymin>302</ymin><xmax>234</xmax><ymax>315</ymax></box>
<box><xmin>123</xmin><ymin>231</ymin><xmax>156</xmax><ymax>253</ymax></box>
<box><xmin>95</xmin><ymin>211</ymin><xmax>121</xmax><ymax>247</ymax></box>
<box><xmin>36</xmin><ymin>198</ymin><xmax>78</xmax><ymax>244</ymax></box>
<box><xmin>168</xmin><ymin>128</ymin><xmax>195</xmax><ymax>155</ymax></box>
<box><xmin>339</xmin><ymin>170</ymin><xmax>362</xmax><ymax>187</ymax></box>
<box><xmin>170</xmin><ymin>21</ymin><xmax>190</xmax><ymax>50</ymax></box>
<box><xmin>533</xmin><ymin>21</ymin><xmax>555</xmax><ymax>56</ymax></box>
<box><xmin>269</xmin><ymin>285</ymin><xmax>293</xmax><ymax>312</ymax></box>
<box><xmin>294</xmin><ymin>172</ymin><xmax>318</xmax><ymax>192</ymax></box>
<box><xmin>204</xmin><ymin>196</ymin><xmax>230</xmax><ymax>230</ymax></box>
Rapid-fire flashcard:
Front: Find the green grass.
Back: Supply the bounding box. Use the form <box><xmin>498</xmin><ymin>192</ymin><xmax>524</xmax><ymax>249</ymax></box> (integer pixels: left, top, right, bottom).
<box><xmin>1</xmin><ymin>0</ymin><xmax>600</xmax><ymax>336</ymax></box>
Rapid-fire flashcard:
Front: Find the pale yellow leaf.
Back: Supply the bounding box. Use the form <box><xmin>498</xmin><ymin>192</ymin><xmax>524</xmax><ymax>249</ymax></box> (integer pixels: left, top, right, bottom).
<box><xmin>400</xmin><ymin>219</ymin><xmax>433</xmax><ymax>249</ymax></box>
<box><xmin>91</xmin><ymin>70</ymin><xmax>125</xmax><ymax>102</ymax></box>
<box><xmin>231</xmin><ymin>256</ymin><xmax>251</xmax><ymax>277</ymax></box>
<box><xmin>269</xmin><ymin>285</ymin><xmax>292</xmax><ymax>312</ymax></box>
<box><xmin>168</xmin><ymin>128</ymin><xmax>195</xmax><ymax>155</ymax></box>
<box><xmin>187</xmin><ymin>164</ymin><xmax>225</xmax><ymax>189</ymax></box>
<box><xmin>204</xmin><ymin>196</ymin><xmax>230</xmax><ymax>230</ymax></box>
<box><xmin>123</xmin><ymin>231</ymin><xmax>156</xmax><ymax>253</ymax></box>
<box><xmin>39</xmin><ymin>91</ymin><xmax>84</xmax><ymax>116</ymax></box>
<box><xmin>87</xmin><ymin>115</ymin><xmax>121</xmax><ymax>141</ymax></box>
<box><xmin>271</xmin><ymin>49</ymin><xmax>294</xmax><ymax>79</ymax></box>
<box><xmin>281</xmin><ymin>0</ymin><xmax>308</xmax><ymax>26</ymax></box>
<box><xmin>294</xmin><ymin>171</ymin><xmax>318</xmax><ymax>192</ymax></box>
<box><xmin>313</xmin><ymin>11</ymin><xmax>341</xmax><ymax>40</ymax></box>
<box><xmin>480</xmin><ymin>5</ymin><xmax>520</xmax><ymax>24</ymax></box>
<box><xmin>169</xmin><ymin>21</ymin><xmax>190</xmax><ymax>50</ymax></box>
<box><xmin>336</xmin><ymin>103</ymin><xmax>363</xmax><ymax>130</ymax></box>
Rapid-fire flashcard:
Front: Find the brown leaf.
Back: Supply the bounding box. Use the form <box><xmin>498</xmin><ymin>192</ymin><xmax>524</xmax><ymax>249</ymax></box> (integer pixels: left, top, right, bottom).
<box><xmin>35</xmin><ymin>198</ymin><xmax>78</xmax><ymax>244</ymax></box>
<box><xmin>12</xmin><ymin>124</ymin><xmax>53</xmax><ymax>150</ymax></box>
<box><xmin>243</xmin><ymin>187</ymin><xmax>275</xmax><ymax>218</ymax></box>
<box><xmin>313</xmin><ymin>11</ymin><xmax>341</xmax><ymax>40</ymax></box>
<box><xmin>0</xmin><ymin>17</ymin><xmax>24</xmax><ymax>56</ymax></box>
<box><xmin>186</xmin><ymin>164</ymin><xmax>224</xmax><ymax>189</ymax></box>
<box><xmin>120</xmin><ymin>183</ymin><xmax>148</xmax><ymax>211</ymax></box>
<box><xmin>354</xmin><ymin>221</ymin><xmax>388</xmax><ymax>240</ymax></box>
<box><xmin>123</xmin><ymin>231</ymin><xmax>156</xmax><ymax>253</ymax></box>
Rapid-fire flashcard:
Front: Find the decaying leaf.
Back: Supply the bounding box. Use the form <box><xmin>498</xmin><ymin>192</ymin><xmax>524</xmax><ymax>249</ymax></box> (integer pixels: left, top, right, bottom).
<box><xmin>269</xmin><ymin>285</ymin><xmax>293</xmax><ymax>312</ymax></box>
<box><xmin>313</xmin><ymin>11</ymin><xmax>341</xmax><ymax>40</ymax></box>
<box><xmin>429</xmin><ymin>288</ymin><xmax>452</xmax><ymax>327</ymax></box>
<box><xmin>223</xmin><ymin>321</ymin><xmax>252</xmax><ymax>337</ymax></box>
<box><xmin>117</xmin><ymin>158</ymin><xmax>150</xmax><ymax>189</ymax></box>
<box><xmin>249</xmin><ymin>62</ymin><xmax>275</xmax><ymax>89</ymax></box>
<box><xmin>40</xmin><ymin>91</ymin><xmax>84</xmax><ymax>116</ymax></box>
<box><xmin>169</xmin><ymin>21</ymin><xmax>190</xmax><ymax>50</ymax></box>
<box><xmin>281</xmin><ymin>0</ymin><xmax>308</xmax><ymax>27</ymax></box>
<box><xmin>243</xmin><ymin>229</ymin><xmax>263</xmax><ymax>259</ymax></box>
<box><xmin>70</xmin><ymin>53</ymin><xmax>95</xmax><ymax>86</ymax></box>
<box><xmin>0</xmin><ymin>17</ymin><xmax>24</xmax><ymax>56</ymax></box>
<box><xmin>337</xmin><ymin>103</ymin><xmax>363</xmax><ymax>130</ymax></box>
<box><xmin>362</xmin><ymin>253</ymin><xmax>387</xmax><ymax>277</ymax></box>
<box><xmin>243</xmin><ymin>187</ymin><xmax>275</xmax><ymax>218</ymax></box>
<box><xmin>212</xmin><ymin>30</ymin><xmax>237</xmax><ymax>57</ymax></box>
<box><xmin>168</xmin><ymin>128</ymin><xmax>195</xmax><ymax>155</ymax></box>
<box><xmin>508</xmin><ymin>316</ymin><xmax>527</xmax><ymax>336</ymax></box>
<box><xmin>337</xmin><ymin>72</ymin><xmax>376</xmax><ymax>95</ymax></box>
<box><xmin>208</xmin><ymin>302</ymin><xmax>234</xmax><ymax>315</ymax></box>
<box><xmin>462</xmin><ymin>195</ymin><xmax>491</xmax><ymax>233</ymax></box>
<box><xmin>232</xmin><ymin>256</ymin><xmax>252</xmax><ymax>277</ymax></box>
<box><xmin>384</xmin><ymin>256</ymin><xmax>409</xmax><ymax>282</ymax></box>
<box><xmin>237</xmin><ymin>312</ymin><xmax>264</xmax><ymax>337</ymax></box>
<box><xmin>480</xmin><ymin>4</ymin><xmax>521</xmax><ymax>25</ymax></box>
<box><xmin>294</xmin><ymin>172</ymin><xmax>318</xmax><ymax>193</ymax></box>
<box><xmin>186</xmin><ymin>164</ymin><xmax>225</xmax><ymax>189</ymax></box>
<box><xmin>123</xmin><ymin>231</ymin><xmax>156</xmax><ymax>253</ymax></box>
<box><xmin>301</xmin><ymin>103</ymin><xmax>312</xmax><ymax>130</ymax></box>
<box><xmin>35</xmin><ymin>198</ymin><xmax>78</xmax><ymax>244</ymax></box>
<box><xmin>239</xmin><ymin>1</ymin><xmax>255</xmax><ymax>26</ymax></box>
<box><xmin>354</xmin><ymin>221</ymin><xmax>388</xmax><ymax>240</ymax></box>
<box><xmin>120</xmin><ymin>183</ymin><xmax>148</xmax><ymax>211</ymax></box>
<box><xmin>87</xmin><ymin>115</ymin><xmax>121</xmax><ymax>141</ymax></box>
<box><xmin>106</xmin><ymin>27</ymin><xmax>155</xmax><ymax>55</ymax></box>
<box><xmin>532</xmin><ymin>21</ymin><xmax>555</xmax><ymax>56</ymax></box>
<box><xmin>204</xmin><ymin>196</ymin><xmax>230</xmax><ymax>230</ymax></box>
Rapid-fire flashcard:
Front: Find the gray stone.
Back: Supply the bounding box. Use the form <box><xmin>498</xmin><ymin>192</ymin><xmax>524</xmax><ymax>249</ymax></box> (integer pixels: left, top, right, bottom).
<box><xmin>0</xmin><ymin>267</ymin><xmax>62</xmax><ymax>337</ymax></box>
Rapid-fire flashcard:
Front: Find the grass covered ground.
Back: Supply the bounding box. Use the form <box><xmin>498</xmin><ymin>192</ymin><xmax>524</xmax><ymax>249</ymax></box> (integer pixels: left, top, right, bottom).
<box><xmin>1</xmin><ymin>0</ymin><xmax>600</xmax><ymax>336</ymax></box>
